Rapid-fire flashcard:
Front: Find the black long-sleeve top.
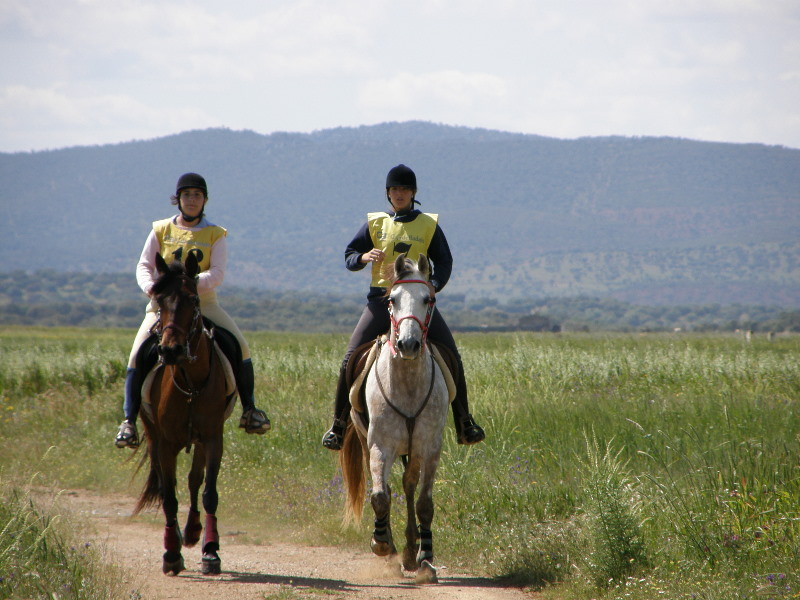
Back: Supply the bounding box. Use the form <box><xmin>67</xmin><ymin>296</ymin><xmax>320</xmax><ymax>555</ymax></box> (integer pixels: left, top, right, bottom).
<box><xmin>344</xmin><ymin>209</ymin><xmax>453</xmax><ymax>300</ymax></box>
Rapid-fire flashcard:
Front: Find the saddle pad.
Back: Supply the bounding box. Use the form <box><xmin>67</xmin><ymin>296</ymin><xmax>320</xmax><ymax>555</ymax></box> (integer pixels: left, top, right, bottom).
<box><xmin>430</xmin><ymin>344</ymin><xmax>457</xmax><ymax>404</ymax></box>
<box><xmin>349</xmin><ymin>338</ymin><xmax>383</xmax><ymax>413</ymax></box>
<box><xmin>140</xmin><ymin>341</ymin><xmax>238</xmax><ymax>422</ymax></box>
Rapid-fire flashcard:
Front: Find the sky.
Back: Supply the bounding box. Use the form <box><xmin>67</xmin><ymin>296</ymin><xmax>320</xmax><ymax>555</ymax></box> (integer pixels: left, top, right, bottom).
<box><xmin>1</xmin><ymin>0</ymin><xmax>799</xmax><ymax>153</ymax></box>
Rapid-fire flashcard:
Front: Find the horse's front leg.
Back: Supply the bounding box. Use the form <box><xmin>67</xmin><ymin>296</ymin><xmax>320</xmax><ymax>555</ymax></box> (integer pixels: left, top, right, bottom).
<box><xmin>159</xmin><ymin>450</ymin><xmax>185</xmax><ymax>576</ymax></box>
<box><xmin>369</xmin><ymin>445</ymin><xmax>397</xmax><ymax>557</ymax></box>
<box><xmin>183</xmin><ymin>445</ymin><xmax>205</xmax><ymax>548</ymax></box>
<box><xmin>401</xmin><ymin>457</ymin><xmax>421</xmax><ymax>572</ymax></box>
<box><xmin>200</xmin><ymin>436</ymin><xmax>223</xmax><ymax>575</ymax></box>
<box><xmin>413</xmin><ymin>455</ymin><xmax>440</xmax><ymax>584</ymax></box>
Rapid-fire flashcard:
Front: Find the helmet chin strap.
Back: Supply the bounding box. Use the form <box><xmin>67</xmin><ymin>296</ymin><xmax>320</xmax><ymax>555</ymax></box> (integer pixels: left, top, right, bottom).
<box><xmin>178</xmin><ymin>201</ymin><xmax>203</xmax><ymax>224</ymax></box>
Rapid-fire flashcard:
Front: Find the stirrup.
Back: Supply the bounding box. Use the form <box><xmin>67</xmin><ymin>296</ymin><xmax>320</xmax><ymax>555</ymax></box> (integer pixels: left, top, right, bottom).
<box><xmin>322</xmin><ymin>418</ymin><xmax>347</xmax><ymax>451</ymax></box>
<box><xmin>239</xmin><ymin>408</ymin><xmax>271</xmax><ymax>434</ymax></box>
<box><xmin>457</xmin><ymin>415</ymin><xmax>485</xmax><ymax>445</ymax></box>
<box><xmin>115</xmin><ymin>420</ymin><xmax>139</xmax><ymax>448</ymax></box>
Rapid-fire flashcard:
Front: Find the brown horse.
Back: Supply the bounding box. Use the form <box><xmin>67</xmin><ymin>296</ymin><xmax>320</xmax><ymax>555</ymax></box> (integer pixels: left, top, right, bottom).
<box><xmin>132</xmin><ymin>252</ymin><xmax>231</xmax><ymax>576</ymax></box>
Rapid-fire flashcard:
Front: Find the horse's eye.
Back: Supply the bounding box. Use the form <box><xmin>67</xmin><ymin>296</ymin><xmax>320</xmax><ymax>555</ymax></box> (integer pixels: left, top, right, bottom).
<box><xmin>425</xmin><ymin>296</ymin><xmax>435</xmax><ymax>305</ymax></box>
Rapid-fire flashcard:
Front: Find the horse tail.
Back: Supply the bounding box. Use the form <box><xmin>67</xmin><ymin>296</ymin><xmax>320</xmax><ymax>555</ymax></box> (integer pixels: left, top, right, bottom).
<box><xmin>133</xmin><ymin>434</ymin><xmax>161</xmax><ymax>516</ymax></box>
<box><xmin>339</xmin><ymin>421</ymin><xmax>365</xmax><ymax>526</ymax></box>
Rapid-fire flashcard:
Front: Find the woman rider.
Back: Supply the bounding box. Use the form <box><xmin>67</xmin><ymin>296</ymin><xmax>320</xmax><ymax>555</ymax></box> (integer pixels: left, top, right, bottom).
<box><xmin>115</xmin><ymin>172</ymin><xmax>271</xmax><ymax>448</ymax></box>
<box><xmin>322</xmin><ymin>164</ymin><xmax>485</xmax><ymax>450</ymax></box>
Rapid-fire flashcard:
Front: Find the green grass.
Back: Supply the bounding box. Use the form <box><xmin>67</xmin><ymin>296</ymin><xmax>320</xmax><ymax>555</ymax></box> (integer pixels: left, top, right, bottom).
<box><xmin>0</xmin><ymin>474</ymin><xmax>133</xmax><ymax>600</ymax></box>
<box><xmin>1</xmin><ymin>326</ymin><xmax>799</xmax><ymax>599</ymax></box>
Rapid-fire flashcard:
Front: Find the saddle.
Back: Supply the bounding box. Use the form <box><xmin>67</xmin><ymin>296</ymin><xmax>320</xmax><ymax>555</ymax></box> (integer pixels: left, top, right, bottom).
<box><xmin>136</xmin><ymin>319</ymin><xmax>240</xmax><ymax>422</ymax></box>
<box><xmin>347</xmin><ymin>336</ymin><xmax>458</xmax><ymax>414</ymax></box>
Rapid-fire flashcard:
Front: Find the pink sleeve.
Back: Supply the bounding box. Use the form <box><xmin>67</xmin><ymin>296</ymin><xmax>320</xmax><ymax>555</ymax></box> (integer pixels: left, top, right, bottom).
<box><xmin>197</xmin><ymin>235</ymin><xmax>226</xmax><ymax>294</ymax></box>
<box><xmin>136</xmin><ymin>230</ymin><xmax>160</xmax><ymax>296</ymax></box>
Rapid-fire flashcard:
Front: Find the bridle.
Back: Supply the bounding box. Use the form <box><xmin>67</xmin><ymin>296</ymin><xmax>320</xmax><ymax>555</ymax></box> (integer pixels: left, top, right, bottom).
<box><xmin>378</xmin><ymin>276</ymin><xmax>438</xmax><ymax>458</ymax></box>
<box><xmin>387</xmin><ymin>278</ymin><xmax>436</xmax><ymax>357</ymax></box>
<box><xmin>151</xmin><ymin>284</ymin><xmax>214</xmax><ymax>403</ymax></box>
<box><xmin>152</xmin><ymin>293</ymin><xmax>204</xmax><ymax>363</ymax></box>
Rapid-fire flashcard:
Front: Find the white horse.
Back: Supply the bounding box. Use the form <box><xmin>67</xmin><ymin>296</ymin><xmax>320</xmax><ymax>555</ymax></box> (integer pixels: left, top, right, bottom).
<box><xmin>340</xmin><ymin>254</ymin><xmax>450</xmax><ymax>584</ymax></box>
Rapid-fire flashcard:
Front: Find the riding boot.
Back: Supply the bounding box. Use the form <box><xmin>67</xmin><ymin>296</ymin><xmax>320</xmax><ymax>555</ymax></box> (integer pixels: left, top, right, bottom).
<box><xmin>322</xmin><ymin>364</ymin><xmax>351</xmax><ymax>450</ymax></box>
<box><xmin>115</xmin><ymin>368</ymin><xmax>140</xmax><ymax>448</ymax></box>
<box><xmin>451</xmin><ymin>366</ymin><xmax>485</xmax><ymax>445</ymax></box>
<box><xmin>236</xmin><ymin>359</ymin><xmax>271</xmax><ymax>434</ymax></box>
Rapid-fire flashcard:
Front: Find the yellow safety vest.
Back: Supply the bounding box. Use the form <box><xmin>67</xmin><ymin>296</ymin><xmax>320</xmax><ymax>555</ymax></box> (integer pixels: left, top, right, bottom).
<box><xmin>367</xmin><ymin>212</ymin><xmax>438</xmax><ymax>288</ymax></box>
<box><xmin>153</xmin><ymin>218</ymin><xmax>227</xmax><ymax>304</ymax></box>
<box><xmin>153</xmin><ymin>218</ymin><xmax>227</xmax><ymax>273</ymax></box>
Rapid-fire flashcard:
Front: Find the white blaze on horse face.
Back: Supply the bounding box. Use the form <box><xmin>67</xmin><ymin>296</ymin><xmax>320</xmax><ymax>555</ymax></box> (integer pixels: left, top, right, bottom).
<box><xmin>391</xmin><ymin>281</ymin><xmax>429</xmax><ymax>360</ymax></box>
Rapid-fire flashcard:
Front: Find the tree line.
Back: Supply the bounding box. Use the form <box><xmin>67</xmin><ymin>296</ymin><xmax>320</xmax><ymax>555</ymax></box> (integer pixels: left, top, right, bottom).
<box><xmin>1</xmin><ymin>270</ymin><xmax>798</xmax><ymax>333</ymax></box>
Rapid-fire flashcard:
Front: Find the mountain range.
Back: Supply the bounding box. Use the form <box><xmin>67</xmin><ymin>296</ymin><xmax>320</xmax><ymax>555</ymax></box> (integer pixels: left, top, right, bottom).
<box><xmin>2</xmin><ymin>121</ymin><xmax>798</xmax><ymax>307</ymax></box>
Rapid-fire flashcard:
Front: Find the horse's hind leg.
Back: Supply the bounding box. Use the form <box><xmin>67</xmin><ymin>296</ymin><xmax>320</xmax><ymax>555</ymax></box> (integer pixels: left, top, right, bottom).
<box><xmin>200</xmin><ymin>438</ymin><xmax>223</xmax><ymax>575</ymax></box>
<box><xmin>183</xmin><ymin>446</ymin><xmax>205</xmax><ymax>547</ymax></box>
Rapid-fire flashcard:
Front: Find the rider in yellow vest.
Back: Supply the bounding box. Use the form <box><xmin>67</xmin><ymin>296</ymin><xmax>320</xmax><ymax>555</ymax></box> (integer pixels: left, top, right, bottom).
<box><xmin>115</xmin><ymin>172</ymin><xmax>271</xmax><ymax>448</ymax></box>
<box><xmin>322</xmin><ymin>164</ymin><xmax>485</xmax><ymax>450</ymax></box>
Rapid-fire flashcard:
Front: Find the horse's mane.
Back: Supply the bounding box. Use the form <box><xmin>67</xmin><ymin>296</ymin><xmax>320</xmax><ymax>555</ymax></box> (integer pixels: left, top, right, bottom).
<box><xmin>381</xmin><ymin>256</ymin><xmax>422</xmax><ymax>288</ymax></box>
<box><xmin>151</xmin><ymin>260</ymin><xmax>194</xmax><ymax>297</ymax></box>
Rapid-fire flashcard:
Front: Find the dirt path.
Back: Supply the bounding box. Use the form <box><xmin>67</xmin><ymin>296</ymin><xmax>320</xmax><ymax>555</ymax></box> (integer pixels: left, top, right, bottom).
<box><xmin>49</xmin><ymin>488</ymin><xmax>535</xmax><ymax>600</ymax></box>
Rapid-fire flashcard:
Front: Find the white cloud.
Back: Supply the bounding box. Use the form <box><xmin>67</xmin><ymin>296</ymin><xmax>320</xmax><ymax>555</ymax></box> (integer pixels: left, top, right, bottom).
<box><xmin>360</xmin><ymin>71</ymin><xmax>508</xmax><ymax>111</ymax></box>
<box><xmin>1</xmin><ymin>0</ymin><xmax>798</xmax><ymax>151</ymax></box>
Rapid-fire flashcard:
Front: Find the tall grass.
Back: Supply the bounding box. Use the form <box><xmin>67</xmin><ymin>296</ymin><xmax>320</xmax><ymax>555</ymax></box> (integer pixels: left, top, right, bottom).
<box><xmin>1</xmin><ymin>326</ymin><xmax>798</xmax><ymax>599</ymax></box>
<box><xmin>0</xmin><ymin>474</ymin><xmax>133</xmax><ymax>599</ymax></box>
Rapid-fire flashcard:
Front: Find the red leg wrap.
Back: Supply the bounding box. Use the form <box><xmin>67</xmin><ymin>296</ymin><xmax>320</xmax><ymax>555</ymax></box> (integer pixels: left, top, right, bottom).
<box><xmin>164</xmin><ymin>523</ymin><xmax>182</xmax><ymax>553</ymax></box>
<box><xmin>203</xmin><ymin>514</ymin><xmax>219</xmax><ymax>547</ymax></box>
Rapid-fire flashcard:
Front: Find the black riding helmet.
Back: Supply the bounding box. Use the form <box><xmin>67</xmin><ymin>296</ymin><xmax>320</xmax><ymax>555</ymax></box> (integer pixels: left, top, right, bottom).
<box><xmin>176</xmin><ymin>172</ymin><xmax>208</xmax><ymax>196</ymax></box>
<box><xmin>385</xmin><ymin>164</ymin><xmax>421</xmax><ymax>207</ymax></box>
<box><xmin>171</xmin><ymin>172</ymin><xmax>208</xmax><ymax>223</ymax></box>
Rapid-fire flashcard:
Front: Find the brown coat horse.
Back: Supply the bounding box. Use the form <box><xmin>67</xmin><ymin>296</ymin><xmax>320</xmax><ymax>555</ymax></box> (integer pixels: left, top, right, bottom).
<box><xmin>133</xmin><ymin>252</ymin><xmax>230</xmax><ymax>575</ymax></box>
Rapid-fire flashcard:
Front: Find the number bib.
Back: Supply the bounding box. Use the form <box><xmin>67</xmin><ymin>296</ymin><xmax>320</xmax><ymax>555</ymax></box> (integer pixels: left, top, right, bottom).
<box><xmin>153</xmin><ymin>217</ymin><xmax>227</xmax><ymax>273</ymax></box>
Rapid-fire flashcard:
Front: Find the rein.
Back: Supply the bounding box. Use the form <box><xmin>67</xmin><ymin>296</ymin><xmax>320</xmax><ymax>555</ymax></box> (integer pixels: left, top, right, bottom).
<box><xmin>374</xmin><ymin>341</ymin><xmax>437</xmax><ymax>460</ymax></box>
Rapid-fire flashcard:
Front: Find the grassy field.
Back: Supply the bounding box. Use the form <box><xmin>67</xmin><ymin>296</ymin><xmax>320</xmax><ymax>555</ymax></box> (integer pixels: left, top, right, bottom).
<box><xmin>1</xmin><ymin>326</ymin><xmax>798</xmax><ymax>599</ymax></box>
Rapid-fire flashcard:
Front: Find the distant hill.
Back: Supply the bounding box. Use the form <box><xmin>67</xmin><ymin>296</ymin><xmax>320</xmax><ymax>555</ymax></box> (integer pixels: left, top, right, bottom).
<box><xmin>2</xmin><ymin>121</ymin><xmax>798</xmax><ymax>306</ymax></box>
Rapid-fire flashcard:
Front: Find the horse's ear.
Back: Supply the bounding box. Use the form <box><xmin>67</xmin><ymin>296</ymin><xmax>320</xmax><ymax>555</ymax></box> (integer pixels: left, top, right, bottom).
<box><xmin>185</xmin><ymin>251</ymin><xmax>200</xmax><ymax>278</ymax></box>
<box><xmin>417</xmin><ymin>254</ymin><xmax>430</xmax><ymax>279</ymax></box>
<box><xmin>155</xmin><ymin>252</ymin><xmax>169</xmax><ymax>275</ymax></box>
<box><xmin>394</xmin><ymin>253</ymin><xmax>407</xmax><ymax>279</ymax></box>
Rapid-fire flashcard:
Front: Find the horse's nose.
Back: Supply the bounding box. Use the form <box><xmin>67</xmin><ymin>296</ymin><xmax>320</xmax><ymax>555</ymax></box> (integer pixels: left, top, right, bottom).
<box><xmin>158</xmin><ymin>344</ymin><xmax>185</xmax><ymax>365</ymax></box>
<box><xmin>395</xmin><ymin>337</ymin><xmax>420</xmax><ymax>358</ymax></box>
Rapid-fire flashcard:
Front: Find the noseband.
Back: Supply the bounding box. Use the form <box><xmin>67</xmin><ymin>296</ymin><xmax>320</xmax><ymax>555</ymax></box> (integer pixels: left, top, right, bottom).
<box><xmin>387</xmin><ymin>278</ymin><xmax>436</xmax><ymax>357</ymax></box>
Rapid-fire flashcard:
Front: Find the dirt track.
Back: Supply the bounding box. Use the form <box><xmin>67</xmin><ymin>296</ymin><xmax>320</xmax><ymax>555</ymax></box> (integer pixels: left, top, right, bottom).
<box><xmin>51</xmin><ymin>488</ymin><xmax>535</xmax><ymax>600</ymax></box>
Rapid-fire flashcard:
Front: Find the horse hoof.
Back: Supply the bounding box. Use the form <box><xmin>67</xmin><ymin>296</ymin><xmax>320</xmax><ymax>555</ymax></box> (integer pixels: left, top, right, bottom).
<box><xmin>162</xmin><ymin>554</ymin><xmax>185</xmax><ymax>576</ymax></box>
<box><xmin>183</xmin><ymin>511</ymin><xmax>202</xmax><ymax>547</ymax></box>
<box><xmin>184</xmin><ymin>524</ymin><xmax>202</xmax><ymax>548</ymax></box>
<box><xmin>402</xmin><ymin>547</ymin><xmax>418</xmax><ymax>572</ymax></box>
<box><xmin>377</xmin><ymin>557</ymin><xmax>403</xmax><ymax>579</ymax></box>
<box><xmin>201</xmin><ymin>553</ymin><xmax>221</xmax><ymax>575</ymax></box>
<box><xmin>414</xmin><ymin>560</ymin><xmax>438</xmax><ymax>584</ymax></box>
<box><xmin>370</xmin><ymin>538</ymin><xmax>393</xmax><ymax>557</ymax></box>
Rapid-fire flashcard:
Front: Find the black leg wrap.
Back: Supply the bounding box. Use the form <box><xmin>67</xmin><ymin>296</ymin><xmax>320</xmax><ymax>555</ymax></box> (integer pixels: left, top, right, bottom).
<box><xmin>417</xmin><ymin>526</ymin><xmax>433</xmax><ymax>563</ymax></box>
